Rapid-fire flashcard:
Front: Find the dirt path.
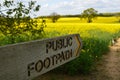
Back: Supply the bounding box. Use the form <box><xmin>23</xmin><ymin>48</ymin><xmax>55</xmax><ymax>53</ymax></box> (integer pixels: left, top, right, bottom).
<box><xmin>104</xmin><ymin>39</ymin><xmax>120</xmax><ymax>79</ymax></box>
<box><xmin>89</xmin><ymin>38</ymin><xmax>120</xmax><ymax>80</ymax></box>
<box><xmin>35</xmin><ymin>39</ymin><xmax>120</xmax><ymax>80</ymax></box>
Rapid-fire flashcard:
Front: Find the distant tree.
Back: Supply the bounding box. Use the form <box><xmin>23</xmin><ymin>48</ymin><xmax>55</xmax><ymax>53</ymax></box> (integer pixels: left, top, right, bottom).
<box><xmin>49</xmin><ymin>12</ymin><xmax>60</xmax><ymax>23</ymax></box>
<box><xmin>81</xmin><ymin>8</ymin><xmax>98</xmax><ymax>23</ymax></box>
<box><xmin>0</xmin><ymin>0</ymin><xmax>46</xmax><ymax>44</ymax></box>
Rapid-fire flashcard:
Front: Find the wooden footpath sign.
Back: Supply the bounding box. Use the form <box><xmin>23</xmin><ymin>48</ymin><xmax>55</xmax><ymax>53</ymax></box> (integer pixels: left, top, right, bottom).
<box><xmin>0</xmin><ymin>34</ymin><xmax>82</xmax><ymax>80</ymax></box>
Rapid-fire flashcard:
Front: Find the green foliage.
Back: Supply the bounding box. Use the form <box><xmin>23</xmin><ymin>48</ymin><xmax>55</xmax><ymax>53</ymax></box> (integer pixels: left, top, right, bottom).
<box><xmin>78</xmin><ymin>52</ymin><xmax>94</xmax><ymax>74</ymax></box>
<box><xmin>81</xmin><ymin>8</ymin><xmax>98</xmax><ymax>23</ymax></box>
<box><xmin>0</xmin><ymin>0</ymin><xmax>45</xmax><ymax>44</ymax></box>
<box><xmin>62</xmin><ymin>36</ymin><xmax>110</xmax><ymax>75</ymax></box>
<box><xmin>49</xmin><ymin>12</ymin><xmax>61</xmax><ymax>23</ymax></box>
<box><xmin>63</xmin><ymin>52</ymin><xmax>94</xmax><ymax>75</ymax></box>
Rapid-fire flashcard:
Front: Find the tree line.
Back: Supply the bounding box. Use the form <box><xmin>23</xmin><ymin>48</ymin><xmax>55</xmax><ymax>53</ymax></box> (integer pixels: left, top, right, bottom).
<box><xmin>38</xmin><ymin>8</ymin><xmax>120</xmax><ymax>23</ymax></box>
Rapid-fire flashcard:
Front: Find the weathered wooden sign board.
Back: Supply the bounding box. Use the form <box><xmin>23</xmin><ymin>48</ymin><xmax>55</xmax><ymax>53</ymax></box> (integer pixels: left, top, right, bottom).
<box><xmin>0</xmin><ymin>34</ymin><xmax>82</xmax><ymax>80</ymax></box>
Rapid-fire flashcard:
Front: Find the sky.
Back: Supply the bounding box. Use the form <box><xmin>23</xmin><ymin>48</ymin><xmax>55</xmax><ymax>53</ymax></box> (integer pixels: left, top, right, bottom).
<box><xmin>0</xmin><ymin>0</ymin><xmax>120</xmax><ymax>17</ymax></box>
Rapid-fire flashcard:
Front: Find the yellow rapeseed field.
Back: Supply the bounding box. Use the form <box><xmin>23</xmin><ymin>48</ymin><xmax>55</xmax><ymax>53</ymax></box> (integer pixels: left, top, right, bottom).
<box><xmin>42</xmin><ymin>17</ymin><xmax>120</xmax><ymax>38</ymax></box>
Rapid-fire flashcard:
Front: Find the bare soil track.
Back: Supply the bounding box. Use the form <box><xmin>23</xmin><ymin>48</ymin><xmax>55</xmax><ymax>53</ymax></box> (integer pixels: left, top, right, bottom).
<box><xmin>34</xmin><ymin>38</ymin><xmax>120</xmax><ymax>80</ymax></box>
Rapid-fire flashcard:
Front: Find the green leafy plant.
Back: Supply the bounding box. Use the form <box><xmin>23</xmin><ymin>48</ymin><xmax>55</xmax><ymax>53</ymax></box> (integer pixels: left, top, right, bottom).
<box><xmin>0</xmin><ymin>0</ymin><xmax>46</xmax><ymax>44</ymax></box>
